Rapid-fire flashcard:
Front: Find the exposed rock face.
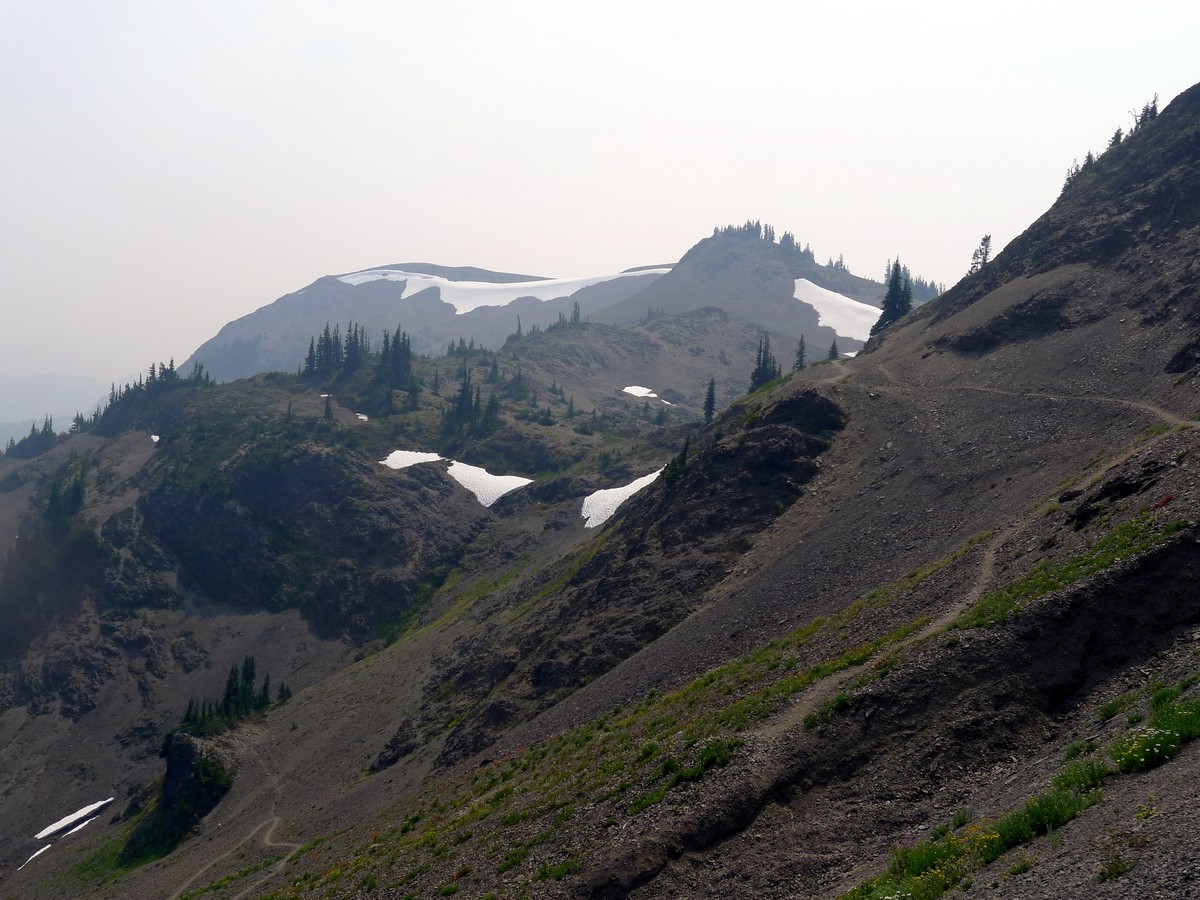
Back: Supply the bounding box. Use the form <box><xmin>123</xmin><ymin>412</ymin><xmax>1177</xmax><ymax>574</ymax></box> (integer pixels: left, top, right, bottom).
<box><xmin>119</xmin><ymin>733</ymin><xmax>232</xmax><ymax>864</ymax></box>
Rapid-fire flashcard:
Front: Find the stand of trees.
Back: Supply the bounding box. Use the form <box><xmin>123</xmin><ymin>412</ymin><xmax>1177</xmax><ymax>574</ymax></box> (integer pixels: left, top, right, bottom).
<box><xmin>176</xmin><ymin>655</ymin><xmax>291</xmax><ymax>738</ymax></box>
<box><xmin>712</xmin><ymin>220</ymin><xmax>817</xmax><ymax>265</ymax></box>
<box><xmin>442</xmin><ymin>364</ymin><xmax>501</xmax><ymax>436</ymax></box>
<box><xmin>1063</xmin><ymin>94</ymin><xmax>1158</xmax><ymax>193</ymax></box>
<box><xmin>1</xmin><ymin>359</ymin><xmax>212</xmax><ymax>459</ymax></box>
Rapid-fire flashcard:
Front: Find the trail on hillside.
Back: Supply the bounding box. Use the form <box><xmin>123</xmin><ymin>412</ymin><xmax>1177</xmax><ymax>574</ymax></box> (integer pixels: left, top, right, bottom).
<box><xmin>945</xmin><ymin>383</ymin><xmax>1193</xmax><ymax>428</ymax></box>
<box><xmin>168</xmin><ymin>814</ymin><xmax>300</xmax><ymax>900</ymax></box>
<box><xmin>610</xmin><ymin>372</ymin><xmax>1197</xmax><ymax>896</ymax></box>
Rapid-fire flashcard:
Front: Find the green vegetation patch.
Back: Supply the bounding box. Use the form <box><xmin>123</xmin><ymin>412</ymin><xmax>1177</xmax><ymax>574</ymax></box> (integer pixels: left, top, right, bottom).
<box><xmin>256</xmin><ymin>533</ymin><xmax>994</xmax><ymax>896</ymax></box>
<box><xmin>954</xmin><ymin>513</ymin><xmax>1183</xmax><ymax>629</ymax></box>
<box><xmin>630</xmin><ymin>738</ymin><xmax>740</xmax><ymax>812</ymax></box>
<box><xmin>843</xmin><ymin>672</ymin><xmax>1200</xmax><ymax>900</ymax></box>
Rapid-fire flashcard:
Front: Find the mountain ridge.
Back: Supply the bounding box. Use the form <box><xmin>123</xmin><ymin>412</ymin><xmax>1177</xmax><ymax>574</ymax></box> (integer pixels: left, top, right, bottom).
<box><xmin>184</xmin><ymin>234</ymin><xmax>895</xmax><ymax>382</ymax></box>
<box><xmin>3</xmin><ymin>83</ymin><xmax>1200</xmax><ymax>900</ymax></box>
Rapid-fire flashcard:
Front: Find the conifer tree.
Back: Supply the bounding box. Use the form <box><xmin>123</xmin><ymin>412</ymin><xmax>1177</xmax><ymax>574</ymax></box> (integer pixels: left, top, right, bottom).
<box><xmin>749</xmin><ymin>335</ymin><xmax>781</xmax><ymax>392</ymax></box>
<box><xmin>222</xmin><ymin>664</ymin><xmax>240</xmax><ymax>717</ymax></box>
<box><xmin>662</xmin><ymin>435</ymin><xmax>691</xmax><ymax>492</ymax></box>
<box><xmin>828</xmin><ymin>339</ymin><xmax>840</xmax><ymax>360</ymax></box>
<box><xmin>968</xmin><ymin>235</ymin><xmax>992</xmax><ymax>276</ymax></box>
<box><xmin>704</xmin><ymin>376</ymin><xmax>716</xmax><ymax>424</ymax></box>
<box><xmin>871</xmin><ymin>259</ymin><xmax>913</xmax><ymax>335</ymax></box>
<box><xmin>794</xmin><ymin>336</ymin><xmax>806</xmax><ymax>370</ymax></box>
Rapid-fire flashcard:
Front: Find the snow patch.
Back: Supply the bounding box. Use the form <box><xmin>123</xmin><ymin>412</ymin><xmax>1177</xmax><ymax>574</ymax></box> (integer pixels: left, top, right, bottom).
<box><xmin>793</xmin><ymin>279</ymin><xmax>880</xmax><ymax>342</ymax></box>
<box><xmin>581</xmin><ymin>469</ymin><xmax>662</xmax><ymax>529</ymax></box>
<box><xmin>378</xmin><ymin>452</ymin><xmax>531</xmax><ymax>507</ymax></box>
<box><xmin>336</xmin><ymin>268</ymin><xmax>671</xmax><ymax>315</ymax></box>
<box><xmin>35</xmin><ymin>798</ymin><xmax>114</xmax><ymax>840</ymax></box>
<box><xmin>150</xmin><ymin>434</ymin><xmax>160</xmax><ymax>443</ymax></box>
<box><xmin>622</xmin><ymin>386</ymin><xmax>658</xmax><ymax>398</ymax></box>
<box><xmin>17</xmin><ymin>844</ymin><xmax>51</xmax><ymax>871</ymax></box>
<box><xmin>356</xmin><ymin>413</ymin><xmax>369</xmax><ymax>421</ymax></box>
<box><xmin>378</xmin><ymin>450</ymin><xmax>444</xmax><ymax>470</ymax></box>
<box><xmin>446</xmin><ymin>461</ymin><xmax>532</xmax><ymax>507</ymax></box>
<box><xmin>64</xmin><ymin>815</ymin><xmax>99</xmax><ymax>837</ymax></box>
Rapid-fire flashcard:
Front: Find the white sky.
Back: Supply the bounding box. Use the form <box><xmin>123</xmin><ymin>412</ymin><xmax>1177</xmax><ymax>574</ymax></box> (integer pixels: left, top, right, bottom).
<box><xmin>2</xmin><ymin>1</ymin><xmax>1197</xmax><ymax>382</ymax></box>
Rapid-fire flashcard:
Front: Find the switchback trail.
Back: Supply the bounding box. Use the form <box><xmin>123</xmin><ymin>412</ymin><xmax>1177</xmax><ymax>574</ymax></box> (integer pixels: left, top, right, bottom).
<box><xmin>168</xmin><ymin>815</ymin><xmax>300</xmax><ymax>900</ymax></box>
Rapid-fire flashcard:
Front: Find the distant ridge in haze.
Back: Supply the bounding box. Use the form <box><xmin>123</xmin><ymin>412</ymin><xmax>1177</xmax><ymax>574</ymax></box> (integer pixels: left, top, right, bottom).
<box><xmin>185</xmin><ymin>230</ymin><xmax>904</xmax><ymax>382</ymax></box>
<box><xmin>184</xmin><ymin>264</ymin><xmax>668</xmax><ymax>381</ymax></box>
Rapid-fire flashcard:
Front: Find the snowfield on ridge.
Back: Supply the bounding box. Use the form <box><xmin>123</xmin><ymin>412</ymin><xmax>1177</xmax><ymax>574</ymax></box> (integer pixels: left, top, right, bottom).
<box><xmin>793</xmin><ymin>278</ymin><xmax>881</xmax><ymax>341</ymax></box>
<box><xmin>337</xmin><ymin>267</ymin><xmax>672</xmax><ymax>315</ymax></box>
<box><xmin>581</xmin><ymin>469</ymin><xmax>663</xmax><ymax>528</ymax></box>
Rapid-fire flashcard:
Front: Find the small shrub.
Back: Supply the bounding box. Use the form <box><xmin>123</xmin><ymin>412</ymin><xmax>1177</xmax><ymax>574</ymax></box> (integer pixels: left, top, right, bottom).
<box><xmin>1053</xmin><ymin>757</ymin><xmax>1111</xmax><ymax>793</ymax></box>
<box><xmin>533</xmin><ymin>858</ymin><xmax>579</xmax><ymax>881</ymax></box>
<box><xmin>888</xmin><ymin>836</ymin><xmax>962</xmax><ymax>880</ymax></box>
<box><xmin>653</xmin><ymin>757</ymin><xmax>681</xmax><ymax>780</ymax></box>
<box><xmin>1151</xmin><ymin>697</ymin><xmax>1200</xmax><ymax>741</ymax></box>
<box><xmin>1004</xmin><ymin>855</ymin><xmax>1034</xmax><ymax>878</ymax></box>
<box><xmin>1099</xmin><ymin>692</ymin><xmax>1136</xmax><ymax>722</ymax></box>
<box><xmin>629</xmin><ymin>786</ymin><xmax>667</xmax><ymax>813</ymax></box>
<box><xmin>1150</xmin><ymin>683</ymin><xmax>1181</xmax><ymax>710</ymax></box>
<box><xmin>804</xmin><ymin>692</ymin><xmax>854</xmax><ymax>730</ymax></box>
<box><xmin>1097</xmin><ymin>849</ymin><xmax>1131</xmax><ymax>882</ymax></box>
<box><xmin>1110</xmin><ymin>726</ymin><xmax>1181</xmax><ymax>773</ymax></box>
<box><xmin>696</xmin><ymin>739</ymin><xmax>735</xmax><ymax>770</ymax></box>
<box><xmin>951</xmin><ymin>808</ymin><xmax>974</xmax><ymax>830</ymax></box>
<box><xmin>1065</xmin><ymin>739</ymin><xmax>1097</xmax><ymax>759</ymax></box>
<box><xmin>497</xmin><ymin>847</ymin><xmax>527</xmax><ymax>874</ymax></box>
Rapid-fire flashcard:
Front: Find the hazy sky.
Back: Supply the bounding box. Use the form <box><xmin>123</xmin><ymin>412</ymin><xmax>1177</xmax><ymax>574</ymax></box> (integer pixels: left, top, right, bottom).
<box><xmin>2</xmin><ymin>1</ymin><xmax>1198</xmax><ymax>385</ymax></box>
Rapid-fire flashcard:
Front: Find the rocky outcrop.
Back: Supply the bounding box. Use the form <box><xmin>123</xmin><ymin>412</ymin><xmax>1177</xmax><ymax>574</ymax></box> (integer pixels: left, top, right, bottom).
<box><xmin>119</xmin><ymin>732</ymin><xmax>232</xmax><ymax>864</ymax></box>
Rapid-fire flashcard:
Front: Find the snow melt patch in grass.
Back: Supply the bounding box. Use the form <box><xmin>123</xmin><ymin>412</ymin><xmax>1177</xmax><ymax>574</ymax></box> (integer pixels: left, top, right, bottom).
<box><xmin>379</xmin><ymin>450</ymin><xmax>444</xmax><ymax>470</ymax></box>
<box><xmin>623</xmin><ymin>385</ymin><xmax>658</xmax><ymax>398</ymax></box>
<box><xmin>581</xmin><ymin>469</ymin><xmax>662</xmax><ymax>528</ymax></box>
<box><xmin>793</xmin><ymin>279</ymin><xmax>880</xmax><ymax>342</ymax></box>
<box><xmin>336</xmin><ymin>268</ymin><xmax>671</xmax><ymax>315</ymax></box>
<box><xmin>35</xmin><ymin>798</ymin><xmax>114</xmax><ymax>840</ymax></box>
<box><xmin>447</xmin><ymin>462</ymin><xmax>532</xmax><ymax>507</ymax></box>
